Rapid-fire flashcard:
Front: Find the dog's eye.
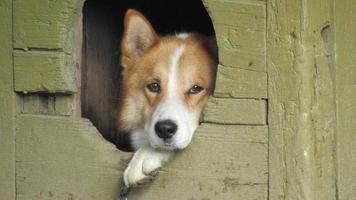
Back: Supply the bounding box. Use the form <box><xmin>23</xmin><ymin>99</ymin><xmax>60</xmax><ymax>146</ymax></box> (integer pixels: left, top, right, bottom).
<box><xmin>188</xmin><ymin>85</ymin><xmax>203</xmax><ymax>95</ymax></box>
<box><xmin>147</xmin><ymin>82</ymin><xmax>160</xmax><ymax>93</ymax></box>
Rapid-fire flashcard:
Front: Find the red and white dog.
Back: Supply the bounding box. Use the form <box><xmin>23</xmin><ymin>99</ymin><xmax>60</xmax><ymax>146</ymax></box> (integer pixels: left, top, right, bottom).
<box><xmin>118</xmin><ymin>9</ymin><xmax>217</xmax><ymax>187</ymax></box>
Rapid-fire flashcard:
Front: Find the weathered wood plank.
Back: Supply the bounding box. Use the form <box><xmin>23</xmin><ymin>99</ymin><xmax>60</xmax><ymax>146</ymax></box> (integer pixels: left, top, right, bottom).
<box><xmin>16</xmin><ymin>115</ymin><xmax>129</xmax><ymax>200</ymax></box>
<box><xmin>203</xmin><ymin>97</ymin><xmax>267</xmax><ymax>125</ymax></box>
<box><xmin>306</xmin><ymin>2</ymin><xmax>337</xmax><ymax>199</ymax></box>
<box><xmin>267</xmin><ymin>0</ymin><xmax>336</xmax><ymax>199</ymax></box>
<box><xmin>214</xmin><ymin>64</ymin><xmax>267</xmax><ymax>98</ymax></box>
<box><xmin>128</xmin><ymin>123</ymin><xmax>268</xmax><ymax>200</ymax></box>
<box><xmin>0</xmin><ymin>0</ymin><xmax>15</xmax><ymax>199</ymax></box>
<box><xmin>204</xmin><ymin>0</ymin><xmax>266</xmax><ymax>72</ymax></box>
<box><xmin>14</xmin><ymin>51</ymin><xmax>76</xmax><ymax>93</ymax></box>
<box><xmin>21</xmin><ymin>94</ymin><xmax>75</xmax><ymax>116</ymax></box>
<box><xmin>13</xmin><ymin>0</ymin><xmax>84</xmax><ymax>50</ymax></box>
<box><xmin>54</xmin><ymin>95</ymin><xmax>74</xmax><ymax>116</ymax></box>
<box><xmin>335</xmin><ymin>1</ymin><xmax>356</xmax><ymax>199</ymax></box>
<box><xmin>22</xmin><ymin>95</ymin><xmax>45</xmax><ymax>114</ymax></box>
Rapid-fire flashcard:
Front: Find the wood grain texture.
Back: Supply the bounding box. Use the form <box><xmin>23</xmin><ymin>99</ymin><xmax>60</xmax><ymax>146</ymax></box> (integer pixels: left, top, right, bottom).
<box><xmin>334</xmin><ymin>1</ymin><xmax>356</xmax><ymax>199</ymax></box>
<box><xmin>22</xmin><ymin>94</ymin><xmax>46</xmax><ymax>114</ymax></box>
<box><xmin>13</xmin><ymin>0</ymin><xmax>84</xmax><ymax>50</ymax></box>
<box><xmin>128</xmin><ymin>123</ymin><xmax>268</xmax><ymax>200</ymax></box>
<box><xmin>14</xmin><ymin>51</ymin><xmax>76</xmax><ymax>93</ymax></box>
<box><xmin>0</xmin><ymin>0</ymin><xmax>15</xmax><ymax>199</ymax></box>
<box><xmin>204</xmin><ymin>0</ymin><xmax>266</xmax><ymax>72</ymax></box>
<box><xmin>203</xmin><ymin>97</ymin><xmax>267</xmax><ymax>125</ymax></box>
<box><xmin>267</xmin><ymin>0</ymin><xmax>337</xmax><ymax>199</ymax></box>
<box><xmin>214</xmin><ymin>64</ymin><xmax>267</xmax><ymax>98</ymax></box>
<box><xmin>54</xmin><ymin>95</ymin><xmax>74</xmax><ymax>116</ymax></box>
<box><xmin>13</xmin><ymin>0</ymin><xmax>84</xmax><ymax>94</ymax></box>
<box><xmin>16</xmin><ymin>115</ymin><xmax>130</xmax><ymax>200</ymax></box>
<box><xmin>20</xmin><ymin>94</ymin><xmax>75</xmax><ymax>116</ymax></box>
<box><xmin>204</xmin><ymin>0</ymin><xmax>267</xmax><ymax>100</ymax></box>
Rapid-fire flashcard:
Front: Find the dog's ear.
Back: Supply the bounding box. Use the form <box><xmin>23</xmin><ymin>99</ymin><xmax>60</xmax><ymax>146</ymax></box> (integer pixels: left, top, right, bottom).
<box><xmin>121</xmin><ymin>9</ymin><xmax>159</xmax><ymax>68</ymax></box>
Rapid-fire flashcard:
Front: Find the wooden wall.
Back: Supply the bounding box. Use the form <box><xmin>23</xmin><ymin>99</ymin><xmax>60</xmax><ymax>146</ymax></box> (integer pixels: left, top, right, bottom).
<box><xmin>334</xmin><ymin>1</ymin><xmax>356</xmax><ymax>199</ymax></box>
<box><xmin>0</xmin><ymin>0</ymin><xmax>355</xmax><ymax>200</ymax></box>
<box><xmin>0</xmin><ymin>0</ymin><xmax>15</xmax><ymax>199</ymax></box>
<box><xmin>8</xmin><ymin>0</ymin><xmax>131</xmax><ymax>199</ymax></box>
<box><xmin>268</xmin><ymin>0</ymin><xmax>356</xmax><ymax>199</ymax></box>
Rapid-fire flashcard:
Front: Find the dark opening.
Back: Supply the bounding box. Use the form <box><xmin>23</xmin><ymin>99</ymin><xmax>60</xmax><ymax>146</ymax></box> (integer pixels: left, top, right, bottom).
<box><xmin>81</xmin><ymin>0</ymin><xmax>216</xmax><ymax>151</ymax></box>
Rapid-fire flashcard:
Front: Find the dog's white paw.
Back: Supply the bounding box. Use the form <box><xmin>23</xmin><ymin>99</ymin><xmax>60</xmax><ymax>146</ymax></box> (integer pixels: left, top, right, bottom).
<box><xmin>123</xmin><ymin>156</ymin><xmax>161</xmax><ymax>187</ymax></box>
<box><xmin>123</xmin><ymin>146</ymin><xmax>173</xmax><ymax>187</ymax></box>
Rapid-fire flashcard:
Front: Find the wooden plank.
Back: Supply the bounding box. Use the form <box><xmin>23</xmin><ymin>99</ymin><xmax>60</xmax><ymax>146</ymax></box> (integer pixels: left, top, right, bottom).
<box><xmin>128</xmin><ymin>123</ymin><xmax>268</xmax><ymax>200</ymax></box>
<box><xmin>54</xmin><ymin>95</ymin><xmax>74</xmax><ymax>116</ymax></box>
<box><xmin>16</xmin><ymin>115</ymin><xmax>130</xmax><ymax>200</ymax></box>
<box><xmin>204</xmin><ymin>0</ymin><xmax>266</xmax><ymax>72</ymax></box>
<box><xmin>203</xmin><ymin>97</ymin><xmax>266</xmax><ymax>125</ymax></box>
<box><xmin>267</xmin><ymin>0</ymin><xmax>336</xmax><ymax>199</ymax></box>
<box><xmin>214</xmin><ymin>64</ymin><xmax>267</xmax><ymax>98</ymax></box>
<box><xmin>20</xmin><ymin>94</ymin><xmax>75</xmax><ymax>116</ymax></box>
<box><xmin>13</xmin><ymin>0</ymin><xmax>84</xmax><ymax>50</ymax></box>
<box><xmin>22</xmin><ymin>95</ymin><xmax>46</xmax><ymax>114</ymax></box>
<box><xmin>0</xmin><ymin>0</ymin><xmax>15</xmax><ymax>199</ymax></box>
<box><xmin>334</xmin><ymin>1</ymin><xmax>356</xmax><ymax>199</ymax></box>
<box><xmin>307</xmin><ymin>2</ymin><xmax>338</xmax><ymax>199</ymax></box>
<box><xmin>14</xmin><ymin>51</ymin><xmax>76</xmax><ymax>93</ymax></box>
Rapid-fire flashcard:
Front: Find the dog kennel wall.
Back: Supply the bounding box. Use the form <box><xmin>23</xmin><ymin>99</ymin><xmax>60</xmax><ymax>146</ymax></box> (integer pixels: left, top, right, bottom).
<box><xmin>0</xmin><ymin>0</ymin><xmax>355</xmax><ymax>200</ymax></box>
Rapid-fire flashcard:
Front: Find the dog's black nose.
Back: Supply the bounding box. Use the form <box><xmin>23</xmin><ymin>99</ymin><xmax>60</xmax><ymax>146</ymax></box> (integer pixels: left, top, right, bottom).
<box><xmin>155</xmin><ymin>120</ymin><xmax>177</xmax><ymax>139</ymax></box>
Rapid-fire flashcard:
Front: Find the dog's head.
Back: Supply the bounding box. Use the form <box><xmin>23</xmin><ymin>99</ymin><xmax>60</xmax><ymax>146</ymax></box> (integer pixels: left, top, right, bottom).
<box><xmin>118</xmin><ymin>9</ymin><xmax>217</xmax><ymax>150</ymax></box>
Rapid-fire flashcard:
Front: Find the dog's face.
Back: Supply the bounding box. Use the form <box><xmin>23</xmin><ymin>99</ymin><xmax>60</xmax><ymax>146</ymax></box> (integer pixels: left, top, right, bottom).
<box><xmin>118</xmin><ymin>10</ymin><xmax>217</xmax><ymax>150</ymax></box>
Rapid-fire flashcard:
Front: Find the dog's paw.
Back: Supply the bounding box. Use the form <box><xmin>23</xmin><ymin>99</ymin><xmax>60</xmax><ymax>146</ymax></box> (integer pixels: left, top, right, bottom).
<box><xmin>123</xmin><ymin>154</ymin><xmax>162</xmax><ymax>187</ymax></box>
<box><xmin>123</xmin><ymin>145</ymin><xmax>174</xmax><ymax>188</ymax></box>
<box><xmin>135</xmin><ymin>173</ymin><xmax>157</xmax><ymax>187</ymax></box>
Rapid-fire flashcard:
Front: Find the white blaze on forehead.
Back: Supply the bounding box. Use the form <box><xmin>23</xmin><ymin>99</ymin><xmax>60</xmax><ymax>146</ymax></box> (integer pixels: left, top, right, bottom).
<box><xmin>167</xmin><ymin>46</ymin><xmax>185</xmax><ymax>98</ymax></box>
<box><xmin>176</xmin><ymin>33</ymin><xmax>190</xmax><ymax>39</ymax></box>
<box><xmin>147</xmin><ymin>45</ymin><xmax>199</xmax><ymax>149</ymax></box>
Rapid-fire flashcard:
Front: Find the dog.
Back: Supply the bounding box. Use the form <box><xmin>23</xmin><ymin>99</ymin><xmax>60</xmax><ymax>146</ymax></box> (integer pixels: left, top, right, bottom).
<box><xmin>118</xmin><ymin>9</ymin><xmax>217</xmax><ymax>188</ymax></box>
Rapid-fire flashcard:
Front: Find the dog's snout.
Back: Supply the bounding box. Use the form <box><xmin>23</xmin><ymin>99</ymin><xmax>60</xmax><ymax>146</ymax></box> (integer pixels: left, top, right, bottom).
<box><xmin>155</xmin><ymin>120</ymin><xmax>177</xmax><ymax>139</ymax></box>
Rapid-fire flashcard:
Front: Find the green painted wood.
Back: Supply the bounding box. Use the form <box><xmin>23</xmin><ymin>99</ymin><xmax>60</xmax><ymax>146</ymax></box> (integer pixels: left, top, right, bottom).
<box><xmin>334</xmin><ymin>1</ymin><xmax>356</xmax><ymax>199</ymax></box>
<box><xmin>13</xmin><ymin>0</ymin><xmax>83</xmax><ymax>94</ymax></box>
<box><xmin>22</xmin><ymin>95</ymin><xmax>44</xmax><ymax>114</ymax></box>
<box><xmin>54</xmin><ymin>95</ymin><xmax>74</xmax><ymax>116</ymax></box>
<box><xmin>14</xmin><ymin>51</ymin><xmax>76</xmax><ymax>93</ymax></box>
<box><xmin>214</xmin><ymin>64</ymin><xmax>267</xmax><ymax>98</ymax></box>
<box><xmin>304</xmin><ymin>2</ymin><xmax>337</xmax><ymax>199</ymax></box>
<box><xmin>21</xmin><ymin>94</ymin><xmax>74</xmax><ymax>116</ymax></box>
<box><xmin>204</xmin><ymin>0</ymin><xmax>266</xmax><ymax>72</ymax></box>
<box><xmin>16</xmin><ymin>115</ymin><xmax>129</xmax><ymax>200</ymax></box>
<box><xmin>267</xmin><ymin>0</ymin><xmax>336</xmax><ymax>199</ymax></box>
<box><xmin>0</xmin><ymin>0</ymin><xmax>15</xmax><ymax>199</ymax></box>
<box><xmin>203</xmin><ymin>0</ymin><xmax>267</xmax><ymax>99</ymax></box>
<box><xmin>203</xmin><ymin>97</ymin><xmax>267</xmax><ymax>125</ymax></box>
<box><xmin>13</xmin><ymin>0</ymin><xmax>84</xmax><ymax>50</ymax></box>
<box><xmin>128</xmin><ymin>123</ymin><xmax>268</xmax><ymax>200</ymax></box>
